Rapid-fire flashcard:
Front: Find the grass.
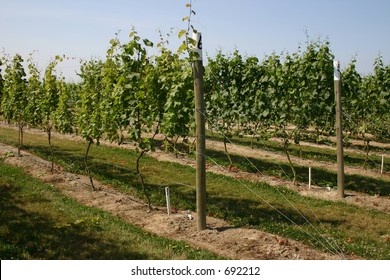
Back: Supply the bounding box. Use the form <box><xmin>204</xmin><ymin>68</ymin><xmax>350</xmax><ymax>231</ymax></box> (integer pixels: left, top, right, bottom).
<box><xmin>0</xmin><ymin>160</ymin><xmax>223</xmax><ymax>260</ymax></box>
<box><xmin>0</xmin><ymin>126</ymin><xmax>389</xmax><ymax>259</ymax></box>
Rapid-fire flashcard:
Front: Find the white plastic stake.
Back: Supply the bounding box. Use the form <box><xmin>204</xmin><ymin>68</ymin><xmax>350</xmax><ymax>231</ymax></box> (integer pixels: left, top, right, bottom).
<box><xmin>381</xmin><ymin>155</ymin><xmax>385</xmax><ymax>174</ymax></box>
<box><xmin>308</xmin><ymin>167</ymin><xmax>312</xmax><ymax>189</ymax></box>
<box><xmin>165</xmin><ymin>187</ymin><xmax>171</xmax><ymax>215</ymax></box>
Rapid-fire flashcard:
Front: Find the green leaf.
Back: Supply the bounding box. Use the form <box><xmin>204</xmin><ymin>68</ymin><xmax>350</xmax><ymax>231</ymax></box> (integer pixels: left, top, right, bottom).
<box><xmin>178</xmin><ymin>30</ymin><xmax>187</xmax><ymax>39</ymax></box>
<box><xmin>178</xmin><ymin>43</ymin><xmax>188</xmax><ymax>54</ymax></box>
<box><xmin>143</xmin><ymin>39</ymin><xmax>154</xmax><ymax>47</ymax></box>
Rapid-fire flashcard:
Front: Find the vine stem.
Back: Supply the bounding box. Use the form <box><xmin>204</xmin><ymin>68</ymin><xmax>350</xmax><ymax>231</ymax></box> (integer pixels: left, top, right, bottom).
<box><xmin>135</xmin><ymin>123</ymin><xmax>161</xmax><ymax>212</ymax></box>
<box><xmin>283</xmin><ymin>137</ymin><xmax>297</xmax><ymax>185</ymax></box>
<box><xmin>84</xmin><ymin>138</ymin><xmax>97</xmax><ymax>191</ymax></box>
<box><xmin>136</xmin><ymin>149</ymin><xmax>151</xmax><ymax>211</ymax></box>
<box><xmin>223</xmin><ymin>137</ymin><xmax>233</xmax><ymax>171</ymax></box>
<box><xmin>17</xmin><ymin>123</ymin><xmax>23</xmax><ymax>157</ymax></box>
<box><xmin>46</xmin><ymin>124</ymin><xmax>54</xmax><ymax>172</ymax></box>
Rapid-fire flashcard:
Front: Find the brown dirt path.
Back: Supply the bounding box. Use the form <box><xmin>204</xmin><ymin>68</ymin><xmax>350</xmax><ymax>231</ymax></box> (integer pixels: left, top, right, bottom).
<box><xmin>205</xmin><ymin>139</ymin><xmax>390</xmax><ymax>182</ymax></box>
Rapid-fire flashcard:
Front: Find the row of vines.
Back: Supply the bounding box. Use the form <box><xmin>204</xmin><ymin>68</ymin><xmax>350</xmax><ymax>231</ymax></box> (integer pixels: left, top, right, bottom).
<box><xmin>0</xmin><ymin>30</ymin><xmax>389</xmax><ymax>195</ymax></box>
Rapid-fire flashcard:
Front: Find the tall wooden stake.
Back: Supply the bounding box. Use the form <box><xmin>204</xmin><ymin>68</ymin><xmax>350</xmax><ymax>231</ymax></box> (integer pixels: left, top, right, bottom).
<box><xmin>193</xmin><ymin>32</ymin><xmax>206</xmax><ymax>230</ymax></box>
<box><xmin>334</xmin><ymin>60</ymin><xmax>345</xmax><ymax>198</ymax></box>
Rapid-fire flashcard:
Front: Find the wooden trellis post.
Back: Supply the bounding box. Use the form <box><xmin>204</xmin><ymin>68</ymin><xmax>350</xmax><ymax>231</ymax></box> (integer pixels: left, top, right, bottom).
<box><xmin>334</xmin><ymin>60</ymin><xmax>345</xmax><ymax>198</ymax></box>
<box><xmin>193</xmin><ymin>32</ymin><xmax>207</xmax><ymax>230</ymax></box>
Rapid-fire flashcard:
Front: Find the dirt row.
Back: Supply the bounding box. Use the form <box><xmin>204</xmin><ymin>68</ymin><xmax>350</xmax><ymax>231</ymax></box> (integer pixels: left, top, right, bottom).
<box><xmin>1</xmin><ymin>123</ymin><xmax>389</xmax><ymax>213</ymax></box>
<box><xmin>207</xmin><ymin>139</ymin><xmax>389</xmax><ymax>181</ymax></box>
<box><xmin>0</xmin><ymin>142</ymin><xmax>347</xmax><ymax>260</ymax></box>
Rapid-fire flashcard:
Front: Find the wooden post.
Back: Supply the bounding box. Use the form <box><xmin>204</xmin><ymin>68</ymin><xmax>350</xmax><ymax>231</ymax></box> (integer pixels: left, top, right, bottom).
<box><xmin>334</xmin><ymin>60</ymin><xmax>345</xmax><ymax>198</ymax></box>
<box><xmin>308</xmin><ymin>167</ymin><xmax>312</xmax><ymax>189</ymax></box>
<box><xmin>193</xmin><ymin>32</ymin><xmax>207</xmax><ymax>230</ymax></box>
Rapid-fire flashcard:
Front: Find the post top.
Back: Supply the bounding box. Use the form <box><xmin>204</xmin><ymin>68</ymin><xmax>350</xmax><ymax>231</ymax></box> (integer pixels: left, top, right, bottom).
<box><xmin>334</xmin><ymin>60</ymin><xmax>341</xmax><ymax>81</ymax></box>
<box><xmin>192</xmin><ymin>32</ymin><xmax>203</xmax><ymax>61</ymax></box>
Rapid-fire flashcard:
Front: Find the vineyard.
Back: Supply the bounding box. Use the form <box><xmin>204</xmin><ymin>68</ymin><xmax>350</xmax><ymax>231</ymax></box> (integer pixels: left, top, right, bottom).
<box><xmin>1</xmin><ymin>25</ymin><xmax>390</xmax><ymax>260</ymax></box>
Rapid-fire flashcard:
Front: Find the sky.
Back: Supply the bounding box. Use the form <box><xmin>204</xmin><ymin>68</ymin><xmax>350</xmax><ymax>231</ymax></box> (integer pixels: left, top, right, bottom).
<box><xmin>1</xmin><ymin>0</ymin><xmax>389</xmax><ymax>81</ymax></box>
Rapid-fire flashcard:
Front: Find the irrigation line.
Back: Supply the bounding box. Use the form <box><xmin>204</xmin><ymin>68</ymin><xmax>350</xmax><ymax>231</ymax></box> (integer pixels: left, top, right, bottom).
<box><xmin>202</xmin><ymin>153</ymin><xmax>344</xmax><ymax>258</ymax></box>
<box><xmin>163</xmin><ymin>180</ymin><xmax>196</xmax><ymax>189</ymax></box>
<box><xmin>203</xmin><ymin>147</ymin><xmax>346</xmax><ymax>258</ymax></box>
<box><xmin>201</xmin><ymin>113</ymin><xmax>345</xmax><ymax>258</ymax></box>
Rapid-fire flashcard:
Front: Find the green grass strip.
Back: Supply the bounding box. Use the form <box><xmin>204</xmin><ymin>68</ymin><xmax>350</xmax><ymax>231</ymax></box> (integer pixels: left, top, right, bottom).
<box><xmin>0</xmin><ymin>160</ymin><xmax>223</xmax><ymax>260</ymax></box>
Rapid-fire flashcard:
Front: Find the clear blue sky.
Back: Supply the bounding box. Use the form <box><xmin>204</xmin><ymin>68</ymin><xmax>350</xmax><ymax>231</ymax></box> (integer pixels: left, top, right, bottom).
<box><xmin>1</xmin><ymin>0</ymin><xmax>389</xmax><ymax>81</ymax></box>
